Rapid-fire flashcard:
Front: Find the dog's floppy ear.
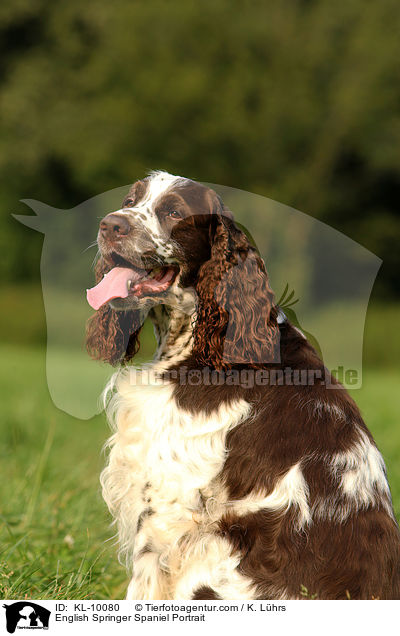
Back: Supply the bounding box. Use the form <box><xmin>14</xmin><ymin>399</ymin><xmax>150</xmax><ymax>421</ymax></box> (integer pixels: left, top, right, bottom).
<box><xmin>193</xmin><ymin>206</ymin><xmax>280</xmax><ymax>369</ymax></box>
<box><xmin>86</xmin><ymin>258</ymin><xmax>142</xmax><ymax>365</ymax></box>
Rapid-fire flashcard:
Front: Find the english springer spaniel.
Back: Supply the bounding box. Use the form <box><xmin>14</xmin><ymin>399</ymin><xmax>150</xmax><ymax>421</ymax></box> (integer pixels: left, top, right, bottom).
<box><xmin>86</xmin><ymin>171</ymin><xmax>400</xmax><ymax>600</ymax></box>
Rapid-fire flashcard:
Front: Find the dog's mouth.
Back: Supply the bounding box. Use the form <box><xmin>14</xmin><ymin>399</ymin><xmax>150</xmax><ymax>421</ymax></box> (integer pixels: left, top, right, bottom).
<box><xmin>87</xmin><ymin>254</ymin><xmax>179</xmax><ymax>310</ymax></box>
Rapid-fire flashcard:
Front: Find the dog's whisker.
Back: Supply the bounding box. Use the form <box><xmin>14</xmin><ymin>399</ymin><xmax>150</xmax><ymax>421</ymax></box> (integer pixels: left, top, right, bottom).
<box><xmin>83</xmin><ymin>240</ymin><xmax>98</xmax><ymax>253</ymax></box>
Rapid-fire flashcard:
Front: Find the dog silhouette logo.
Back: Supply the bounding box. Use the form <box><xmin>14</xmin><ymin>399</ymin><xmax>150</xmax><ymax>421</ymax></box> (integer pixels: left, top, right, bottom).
<box><xmin>3</xmin><ymin>602</ymin><xmax>50</xmax><ymax>633</ymax></box>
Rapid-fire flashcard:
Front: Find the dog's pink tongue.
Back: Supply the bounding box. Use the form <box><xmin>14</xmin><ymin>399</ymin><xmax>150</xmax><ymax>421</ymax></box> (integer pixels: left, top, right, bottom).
<box><xmin>86</xmin><ymin>267</ymin><xmax>139</xmax><ymax>310</ymax></box>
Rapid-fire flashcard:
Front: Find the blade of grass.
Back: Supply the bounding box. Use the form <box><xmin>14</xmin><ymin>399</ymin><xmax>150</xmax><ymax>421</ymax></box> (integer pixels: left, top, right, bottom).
<box><xmin>23</xmin><ymin>419</ymin><xmax>55</xmax><ymax>528</ymax></box>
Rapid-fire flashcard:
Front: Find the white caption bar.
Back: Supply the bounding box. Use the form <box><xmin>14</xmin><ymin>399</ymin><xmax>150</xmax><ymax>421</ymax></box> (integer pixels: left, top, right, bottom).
<box><xmin>1</xmin><ymin>599</ymin><xmax>396</xmax><ymax>635</ymax></box>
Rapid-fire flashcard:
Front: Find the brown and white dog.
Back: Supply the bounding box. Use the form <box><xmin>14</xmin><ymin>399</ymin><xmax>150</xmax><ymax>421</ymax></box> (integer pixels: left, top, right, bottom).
<box><xmin>86</xmin><ymin>171</ymin><xmax>400</xmax><ymax>600</ymax></box>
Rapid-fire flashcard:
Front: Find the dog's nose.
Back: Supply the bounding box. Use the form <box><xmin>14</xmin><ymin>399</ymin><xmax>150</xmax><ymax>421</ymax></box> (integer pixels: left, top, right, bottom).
<box><xmin>100</xmin><ymin>213</ymin><xmax>131</xmax><ymax>240</ymax></box>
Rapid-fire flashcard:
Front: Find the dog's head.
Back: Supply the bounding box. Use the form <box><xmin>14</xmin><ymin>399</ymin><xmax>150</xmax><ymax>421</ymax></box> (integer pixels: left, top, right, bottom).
<box><xmin>86</xmin><ymin>171</ymin><xmax>279</xmax><ymax>367</ymax></box>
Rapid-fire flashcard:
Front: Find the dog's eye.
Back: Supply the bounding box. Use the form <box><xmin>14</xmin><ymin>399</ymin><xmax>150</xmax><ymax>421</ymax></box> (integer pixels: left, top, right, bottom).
<box><xmin>123</xmin><ymin>198</ymin><xmax>134</xmax><ymax>208</ymax></box>
<box><xmin>167</xmin><ymin>210</ymin><xmax>182</xmax><ymax>220</ymax></box>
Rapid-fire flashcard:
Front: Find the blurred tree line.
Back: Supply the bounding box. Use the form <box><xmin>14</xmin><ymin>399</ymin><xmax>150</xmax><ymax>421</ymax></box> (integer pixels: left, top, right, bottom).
<box><xmin>1</xmin><ymin>0</ymin><xmax>399</xmax><ymax>297</ymax></box>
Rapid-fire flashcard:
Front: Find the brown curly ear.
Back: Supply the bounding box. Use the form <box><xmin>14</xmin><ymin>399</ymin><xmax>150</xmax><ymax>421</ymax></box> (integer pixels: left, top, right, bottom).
<box><xmin>193</xmin><ymin>215</ymin><xmax>280</xmax><ymax>369</ymax></box>
<box><xmin>86</xmin><ymin>259</ymin><xmax>143</xmax><ymax>365</ymax></box>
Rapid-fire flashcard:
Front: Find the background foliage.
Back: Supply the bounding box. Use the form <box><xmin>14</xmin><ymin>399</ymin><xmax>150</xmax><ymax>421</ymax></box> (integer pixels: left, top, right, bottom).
<box><xmin>1</xmin><ymin>0</ymin><xmax>400</xmax><ymax>599</ymax></box>
<box><xmin>1</xmin><ymin>0</ymin><xmax>400</xmax><ymax>296</ymax></box>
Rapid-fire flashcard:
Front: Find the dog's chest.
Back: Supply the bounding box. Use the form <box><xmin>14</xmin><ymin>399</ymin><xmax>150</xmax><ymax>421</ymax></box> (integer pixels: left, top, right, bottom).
<box><xmin>102</xmin><ymin>377</ymin><xmax>251</xmax><ymax>559</ymax></box>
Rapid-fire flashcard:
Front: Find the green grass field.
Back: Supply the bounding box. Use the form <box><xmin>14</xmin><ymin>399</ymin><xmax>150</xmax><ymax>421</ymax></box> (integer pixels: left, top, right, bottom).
<box><xmin>0</xmin><ymin>341</ymin><xmax>399</xmax><ymax>600</ymax></box>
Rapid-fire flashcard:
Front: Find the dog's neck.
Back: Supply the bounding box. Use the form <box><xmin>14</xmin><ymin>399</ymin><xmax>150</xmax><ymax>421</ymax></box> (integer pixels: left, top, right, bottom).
<box><xmin>150</xmin><ymin>304</ymin><xmax>195</xmax><ymax>367</ymax></box>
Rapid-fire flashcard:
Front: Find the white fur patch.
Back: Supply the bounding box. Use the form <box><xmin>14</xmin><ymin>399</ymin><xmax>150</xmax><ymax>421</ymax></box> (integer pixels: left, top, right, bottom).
<box><xmin>313</xmin><ymin>399</ymin><xmax>346</xmax><ymax>421</ymax></box>
<box><xmin>312</xmin><ymin>427</ymin><xmax>394</xmax><ymax>523</ymax></box>
<box><xmin>170</xmin><ymin>534</ymin><xmax>257</xmax><ymax>600</ymax></box>
<box><xmin>117</xmin><ymin>171</ymin><xmax>187</xmax><ymax>258</ymax></box>
<box><xmin>334</xmin><ymin>429</ymin><xmax>391</xmax><ymax>503</ymax></box>
<box><xmin>101</xmin><ymin>367</ymin><xmax>253</xmax><ymax>599</ymax></box>
<box><xmin>230</xmin><ymin>463</ymin><xmax>312</xmax><ymax>528</ymax></box>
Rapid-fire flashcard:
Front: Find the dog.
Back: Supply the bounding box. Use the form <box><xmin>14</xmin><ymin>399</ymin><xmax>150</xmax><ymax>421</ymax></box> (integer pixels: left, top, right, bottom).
<box><xmin>86</xmin><ymin>171</ymin><xmax>400</xmax><ymax>599</ymax></box>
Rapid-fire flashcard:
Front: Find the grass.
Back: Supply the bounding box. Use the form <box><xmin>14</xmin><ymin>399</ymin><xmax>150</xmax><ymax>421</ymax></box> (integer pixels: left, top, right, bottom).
<box><xmin>0</xmin><ymin>339</ymin><xmax>399</xmax><ymax>599</ymax></box>
<box><xmin>0</xmin><ymin>344</ymin><xmax>127</xmax><ymax>599</ymax></box>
